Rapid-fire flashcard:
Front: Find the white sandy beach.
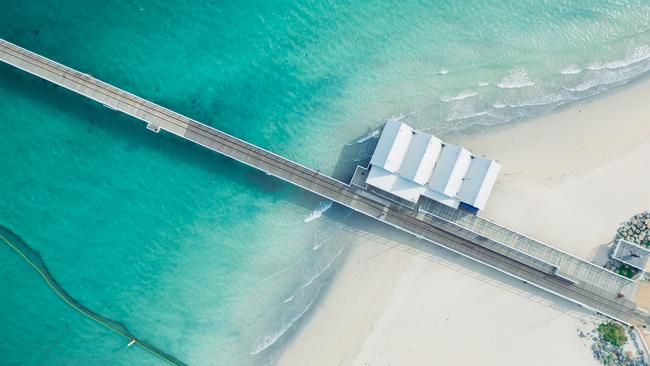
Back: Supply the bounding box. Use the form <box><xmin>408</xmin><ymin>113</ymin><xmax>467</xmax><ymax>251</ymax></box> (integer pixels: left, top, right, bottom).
<box><xmin>278</xmin><ymin>78</ymin><xmax>650</xmax><ymax>366</ymax></box>
<box><xmin>455</xmin><ymin>80</ymin><xmax>650</xmax><ymax>261</ymax></box>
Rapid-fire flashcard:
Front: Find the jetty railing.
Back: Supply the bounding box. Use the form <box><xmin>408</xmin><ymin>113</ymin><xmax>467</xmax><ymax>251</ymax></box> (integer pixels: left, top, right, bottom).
<box><xmin>419</xmin><ymin>199</ymin><xmax>639</xmax><ymax>300</ymax></box>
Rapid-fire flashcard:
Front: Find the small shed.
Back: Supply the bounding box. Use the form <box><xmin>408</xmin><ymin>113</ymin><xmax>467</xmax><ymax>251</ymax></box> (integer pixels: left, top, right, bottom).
<box><xmin>611</xmin><ymin>239</ymin><xmax>650</xmax><ymax>272</ymax></box>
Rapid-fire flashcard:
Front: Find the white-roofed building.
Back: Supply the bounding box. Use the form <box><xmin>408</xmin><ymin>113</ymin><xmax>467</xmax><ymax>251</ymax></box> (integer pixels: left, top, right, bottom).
<box><xmin>427</xmin><ymin>144</ymin><xmax>472</xmax><ymax>198</ymax></box>
<box><xmin>369</xmin><ymin>120</ymin><xmax>413</xmax><ymax>173</ymax></box>
<box><xmin>364</xmin><ymin>119</ymin><xmax>501</xmax><ymax>212</ymax></box>
<box><xmin>366</xmin><ymin>166</ymin><xmax>426</xmax><ymax>203</ymax></box>
<box><xmin>456</xmin><ymin>157</ymin><xmax>501</xmax><ymax>210</ymax></box>
<box><xmin>423</xmin><ymin>188</ymin><xmax>460</xmax><ymax>209</ymax></box>
<box><xmin>398</xmin><ymin>133</ymin><xmax>442</xmax><ymax>185</ymax></box>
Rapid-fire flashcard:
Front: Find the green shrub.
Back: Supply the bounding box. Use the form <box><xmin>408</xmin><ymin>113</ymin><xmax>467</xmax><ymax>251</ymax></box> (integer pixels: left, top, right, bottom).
<box><xmin>617</xmin><ymin>264</ymin><xmax>638</xmax><ymax>279</ymax></box>
<box><xmin>597</xmin><ymin>322</ymin><xmax>627</xmax><ymax>347</ymax></box>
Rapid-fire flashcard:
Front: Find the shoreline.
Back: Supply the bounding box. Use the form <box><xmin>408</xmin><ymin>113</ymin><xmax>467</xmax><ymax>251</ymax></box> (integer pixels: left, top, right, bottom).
<box><xmin>276</xmin><ymin>75</ymin><xmax>650</xmax><ymax>365</ymax></box>
<box><xmin>452</xmin><ymin>75</ymin><xmax>650</xmax><ymax>260</ymax></box>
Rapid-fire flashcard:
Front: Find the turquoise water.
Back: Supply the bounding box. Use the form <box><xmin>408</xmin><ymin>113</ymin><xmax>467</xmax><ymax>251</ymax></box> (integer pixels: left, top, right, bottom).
<box><xmin>1</xmin><ymin>1</ymin><xmax>649</xmax><ymax>365</ymax></box>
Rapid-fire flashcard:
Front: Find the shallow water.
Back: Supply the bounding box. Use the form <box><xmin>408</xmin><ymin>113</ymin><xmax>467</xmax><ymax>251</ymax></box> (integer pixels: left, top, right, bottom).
<box><xmin>1</xmin><ymin>1</ymin><xmax>649</xmax><ymax>365</ymax></box>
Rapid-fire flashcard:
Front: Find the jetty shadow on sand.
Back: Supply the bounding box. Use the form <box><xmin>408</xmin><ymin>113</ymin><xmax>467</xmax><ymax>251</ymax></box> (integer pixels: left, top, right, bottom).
<box><xmin>312</xmin><ymin>128</ymin><xmax>583</xmax><ymax>317</ymax></box>
<box><xmin>1</xmin><ymin>68</ymin><xmax>597</xmax><ymax>320</ymax></box>
<box><xmin>588</xmin><ymin>241</ymin><xmax>616</xmax><ymax>267</ymax></box>
<box><xmin>315</xmin><ymin>209</ymin><xmax>600</xmax><ymax>320</ymax></box>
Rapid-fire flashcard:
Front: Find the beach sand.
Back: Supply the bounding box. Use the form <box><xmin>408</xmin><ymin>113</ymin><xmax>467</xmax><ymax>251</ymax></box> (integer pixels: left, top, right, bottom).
<box><xmin>454</xmin><ymin>79</ymin><xmax>650</xmax><ymax>261</ymax></box>
<box><xmin>277</xmin><ymin>78</ymin><xmax>650</xmax><ymax>366</ymax></box>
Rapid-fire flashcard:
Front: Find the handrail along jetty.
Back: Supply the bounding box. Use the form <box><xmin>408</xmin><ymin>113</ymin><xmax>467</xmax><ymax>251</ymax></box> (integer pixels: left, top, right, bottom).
<box><xmin>1</xmin><ymin>38</ymin><xmax>648</xmax><ymax>328</ymax></box>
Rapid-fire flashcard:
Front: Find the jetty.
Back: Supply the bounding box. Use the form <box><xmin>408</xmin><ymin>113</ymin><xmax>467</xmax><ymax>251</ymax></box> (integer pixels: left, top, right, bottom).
<box><xmin>2</xmin><ymin>38</ymin><xmax>648</xmax><ymax>327</ymax></box>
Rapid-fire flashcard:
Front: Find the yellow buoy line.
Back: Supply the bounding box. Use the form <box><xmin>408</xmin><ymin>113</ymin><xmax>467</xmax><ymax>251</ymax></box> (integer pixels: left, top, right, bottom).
<box><xmin>0</xmin><ymin>227</ymin><xmax>186</xmax><ymax>366</ymax></box>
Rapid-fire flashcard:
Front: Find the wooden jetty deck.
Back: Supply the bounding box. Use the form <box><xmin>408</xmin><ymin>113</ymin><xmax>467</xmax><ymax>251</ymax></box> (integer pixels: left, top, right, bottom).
<box><xmin>2</xmin><ymin>38</ymin><xmax>648</xmax><ymax>327</ymax></box>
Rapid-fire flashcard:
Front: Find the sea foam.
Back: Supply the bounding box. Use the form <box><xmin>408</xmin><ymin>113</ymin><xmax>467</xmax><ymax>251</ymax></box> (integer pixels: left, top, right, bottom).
<box><xmin>440</xmin><ymin>90</ymin><xmax>478</xmax><ymax>102</ymax></box>
<box><xmin>249</xmin><ymin>243</ymin><xmax>346</xmax><ymax>355</ymax></box>
<box><xmin>560</xmin><ymin>65</ymin><xmax>583</xmax><ymax>75</ymax></box>
<box><xmin>444</xmin><ymin>110</ymin><xmax>490</xmax><ymax>122</ymax></box>
<box><xmin>496</xmin><ymin>68</ymin><xmax>535</xmax><ymax>89</ymax></box>
<box><xmin>249</xmin><ymin>294</ymin><xmax>318</xmax><ymax>355</ymax></box>
<box><xmin>587</xmin><ymin>45</ymin><xmax>650</xmax><ymax>71</ymax></box>
<box><xmin>303</xmin><ymin>200</ymin><xmax>333</xmax><ymax>223</ymax></box>
<box><xmin>348</xmin><ymin>129</ymin><xmax>380</xmax><ymax>145</ymax></box>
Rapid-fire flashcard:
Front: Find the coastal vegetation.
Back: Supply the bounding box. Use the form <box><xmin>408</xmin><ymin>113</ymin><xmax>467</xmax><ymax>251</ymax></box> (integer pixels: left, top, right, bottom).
<box><xmin>589</xmin><ymin>321</ymin><xmax>644</xmax><ymax>366</ymax></box>
<box><xmin>597</xmin><ymin>322</ymin><xmax>627</xmax><ymax>347</ymax></box>
<box><xmin>616</xmin><ymin>264</ymin><xmax>639</xmax><ymax>279</ymax></box>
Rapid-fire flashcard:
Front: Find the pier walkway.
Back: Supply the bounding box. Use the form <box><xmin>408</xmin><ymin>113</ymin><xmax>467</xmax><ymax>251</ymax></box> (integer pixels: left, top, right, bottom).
<box><xmin>2</xmin><ymin>38</ymin><xmax>648</xmax><ymax>327</ymax></box>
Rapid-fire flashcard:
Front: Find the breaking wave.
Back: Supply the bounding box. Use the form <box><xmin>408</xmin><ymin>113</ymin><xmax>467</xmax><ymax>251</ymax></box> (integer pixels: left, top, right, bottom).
<box><xmin>440</xmin><ymin>90</ymin><xmax>478</xmax><ymax>102</ymax></box>
<box><xmin>249</xmin><ymin>241</ymin><xmax>346</xmax><ymax>356</ymax></box>
<box><xmin>565</xmin><ymin>66</ymin><xmax>649</xmax><ymax>93</ymax></box>
<box><xmin>303</xmin><ymin>200</ymin><xmax>333</xmax><ymax>223</ymax></box>
<box><xmin>437</xmin><ymin>50</ymin><xmax>650</xmax><ymax>133</ymax></box>
<box><xmin>559</xmin><ymin>46</ymin><xmax>650</xmax><ymax>79</ymax></box>
<box><xmin>300</xmin><ymin>245</ymin><xmax>345</xmax><ymax>290</ymax></box>
<box><xmin>249</xmin><ymin>293</ymin><xmax>319</xmax><ymax>355</ymax></box>
<box><xmin>496</xmin><ymin>68</ymin><xmax>535</xmax><ymax>89</ymax></box>
<box><xmin>349</xmin><ymin>129</ymin><xmax>380</xmax><ymax>145</ymax></box>
<box><xmin>560</xmin><ymin>65</ymin><xmax>583</xmax><ymax>75</ymax></box>
<box><xmin>586</xmin><ymin>45</ymin><xmax>650</xmax><ymax>71</ymax></box>
<box><xmin>444</xmin><ymin>110</ymin><xmax>490</xmax><ymax>122</ymax></box>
